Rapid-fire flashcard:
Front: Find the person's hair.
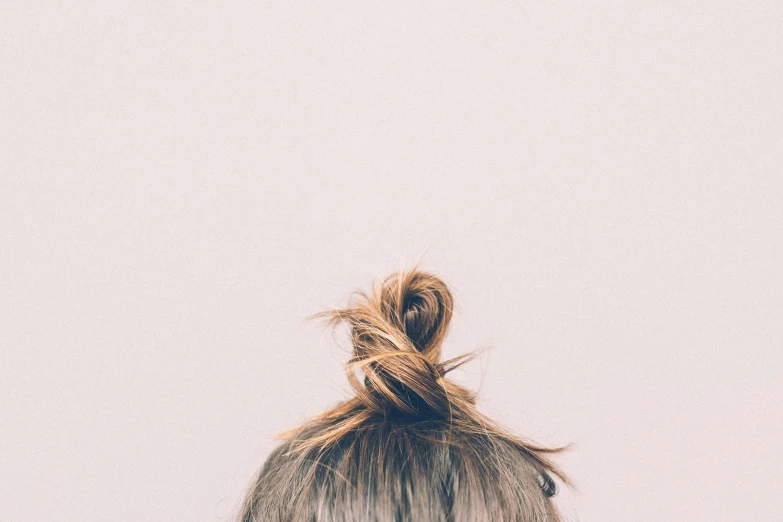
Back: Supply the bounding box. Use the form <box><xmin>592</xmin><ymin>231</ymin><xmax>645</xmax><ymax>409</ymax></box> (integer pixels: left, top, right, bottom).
<box><xmin>238</xmin><ymin>266</ymin><xmax>571</xmax><ymax>522</ymax></box>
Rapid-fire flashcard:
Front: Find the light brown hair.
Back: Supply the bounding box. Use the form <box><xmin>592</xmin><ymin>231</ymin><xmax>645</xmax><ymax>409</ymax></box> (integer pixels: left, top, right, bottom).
<box><xmin>238</xmin><ymin>266</ymin><xmax>571</xmax><ymax>521</ymax></box>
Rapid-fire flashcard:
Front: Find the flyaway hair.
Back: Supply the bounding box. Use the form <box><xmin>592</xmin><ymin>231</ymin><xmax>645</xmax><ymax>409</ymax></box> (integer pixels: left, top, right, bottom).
<box><xmin>238</xmin><ymin>266</ymin><xmax>571</xmax><ymax>522</ymax></box>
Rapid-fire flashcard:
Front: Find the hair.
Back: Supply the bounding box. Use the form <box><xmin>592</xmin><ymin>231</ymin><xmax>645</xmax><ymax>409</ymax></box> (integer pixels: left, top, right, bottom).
<box><xmin>238</xmin><ymin>266</ymin><xmax>571</xmax><ymax>522</ymax></box>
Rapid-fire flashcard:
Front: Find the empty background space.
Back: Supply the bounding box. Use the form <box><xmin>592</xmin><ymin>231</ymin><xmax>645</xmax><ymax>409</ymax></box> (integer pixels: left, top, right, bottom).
<box><xmin>1</xmin><ymin>2</ymin><xmax>781</xmax><ymax>521</ymax></box>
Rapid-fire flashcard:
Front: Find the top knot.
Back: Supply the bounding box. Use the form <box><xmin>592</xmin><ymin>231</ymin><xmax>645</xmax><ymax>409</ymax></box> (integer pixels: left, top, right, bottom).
<box><xmin>378</xmin><ymin>270</ymin><xmax>453</xmax><ymax>358</ymax></box>
<box><xmin>312</xmin><ymin>268</ymin><xmax>474</xmax><ymax>419</ymax></box>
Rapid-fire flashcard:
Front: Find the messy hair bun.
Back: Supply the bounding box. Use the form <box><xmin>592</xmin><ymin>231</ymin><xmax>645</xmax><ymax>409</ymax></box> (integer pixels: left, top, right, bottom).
<box><xmin>239</xmin><ymin>267</ymin><xmax>571</xmax><ymax>522</ymax></box>
<box><xmin>329</xmin><ymin>269</ymin><xmax>473</xmax><ymax>418</ymax></box>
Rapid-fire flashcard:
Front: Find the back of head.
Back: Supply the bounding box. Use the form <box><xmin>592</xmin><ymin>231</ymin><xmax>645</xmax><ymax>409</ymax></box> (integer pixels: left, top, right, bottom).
<box><xmin>238</xmin><ymin>267</ymin><xmax>569</xmax><ymax>522</ymax></box>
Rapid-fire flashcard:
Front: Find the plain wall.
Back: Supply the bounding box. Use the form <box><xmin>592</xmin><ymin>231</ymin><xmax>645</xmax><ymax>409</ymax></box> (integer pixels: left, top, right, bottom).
<box><xmin>1</xmin><ymin>2</ymin><xmax>781</xmax><ymax>521</ymax></box>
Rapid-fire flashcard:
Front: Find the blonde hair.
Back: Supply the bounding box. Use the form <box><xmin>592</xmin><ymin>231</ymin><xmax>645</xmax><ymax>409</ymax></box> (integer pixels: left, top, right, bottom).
<box><xmin>238</xmin><ymin>265</ymin><xmax>571</xmax><ymax>521</ymax></box>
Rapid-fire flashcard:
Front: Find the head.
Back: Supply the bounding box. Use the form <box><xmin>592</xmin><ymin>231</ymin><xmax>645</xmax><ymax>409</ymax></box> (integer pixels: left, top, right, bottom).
<box><xmin>239</xmin><ymin>267</ymin><xmax>570</xmax><ymax>522</ymax></box>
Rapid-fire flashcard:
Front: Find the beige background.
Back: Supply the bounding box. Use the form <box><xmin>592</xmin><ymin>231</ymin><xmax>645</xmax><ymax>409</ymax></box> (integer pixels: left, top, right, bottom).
<box><xmin>1</xmin><ymin>2</ymin><xmax>781</xmax><ymax>521</ymax></box>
